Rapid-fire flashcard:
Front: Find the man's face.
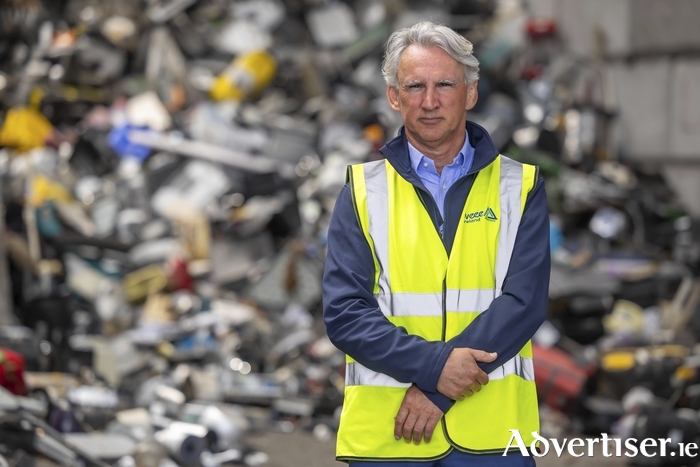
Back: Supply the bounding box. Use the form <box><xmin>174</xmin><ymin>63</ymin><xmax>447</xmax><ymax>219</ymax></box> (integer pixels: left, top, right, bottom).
<box><xmin>387</xmin><ymin>45</ymin><xmax>478</xmax><ymax>151</ymax></box>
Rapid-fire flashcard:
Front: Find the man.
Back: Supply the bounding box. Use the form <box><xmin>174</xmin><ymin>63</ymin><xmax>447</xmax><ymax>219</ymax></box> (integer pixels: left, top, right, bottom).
<box><xmin>323</xmin><ymin>21</ymin><xmax>550</xmax><ymax>467</ymax></box>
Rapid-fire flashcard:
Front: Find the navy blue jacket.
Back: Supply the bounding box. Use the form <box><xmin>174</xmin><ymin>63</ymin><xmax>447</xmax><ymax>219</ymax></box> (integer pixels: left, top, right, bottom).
<box><xmin>322</xmin><ymin>121</ymin><xmax>550</xmax><ymax>413</ymax></box>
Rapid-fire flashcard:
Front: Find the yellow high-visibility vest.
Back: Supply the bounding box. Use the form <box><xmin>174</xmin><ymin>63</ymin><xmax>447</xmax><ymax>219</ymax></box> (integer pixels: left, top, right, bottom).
<box><xmin>337</xmin><ymin>155</ymin><xmax>539</xmax><ymax>461</ymax></box>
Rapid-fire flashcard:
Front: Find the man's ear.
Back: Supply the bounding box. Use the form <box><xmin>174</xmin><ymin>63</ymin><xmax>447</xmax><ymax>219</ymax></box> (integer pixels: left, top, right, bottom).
<box><xmin>465</xmin><ymin>81</ymin><xmax>479</xmax><ymax>111</ymax></box>
<box><xmin>386</xmin><ymin>85</ymin><xmax>401</xmax><ymax>112</ymax></box>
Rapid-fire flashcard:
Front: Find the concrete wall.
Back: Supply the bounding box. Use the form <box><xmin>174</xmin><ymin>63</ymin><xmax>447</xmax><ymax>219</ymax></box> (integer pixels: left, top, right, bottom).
<box><xmin>526</xmin><ymin>0</ymin><xmax>700</xmax><ymax>57</ymax></box>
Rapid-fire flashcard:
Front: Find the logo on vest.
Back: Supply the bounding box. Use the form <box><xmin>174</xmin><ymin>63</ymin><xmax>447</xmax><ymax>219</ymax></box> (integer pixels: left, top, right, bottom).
<box><xmin>464</xmin><ymin>207</ymin><xmax>498</xmax><ymax>224</ymax></box>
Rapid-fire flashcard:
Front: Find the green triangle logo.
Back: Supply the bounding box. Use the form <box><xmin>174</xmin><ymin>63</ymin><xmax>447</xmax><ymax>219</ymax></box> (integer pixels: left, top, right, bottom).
<box><xmin>484</xmin><ymin>207</ymin><xmax>498</xmax><ymax>222</ymax></box>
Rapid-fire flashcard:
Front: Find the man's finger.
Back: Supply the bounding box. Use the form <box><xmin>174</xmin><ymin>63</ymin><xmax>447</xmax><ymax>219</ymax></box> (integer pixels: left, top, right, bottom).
<box><xmin>423</xmin><ymin>413</ymin><xmax>441</xmax><ymax>443</ymax></box>
<box><xmin>471</xmin><ymin>350</ymin><xmax>497</xmax><ymax>363</ymax></box>
<box><xmin>475</xmin><ymin>370</ymin><xmax>489</xmax><ymax>386</ymax></box>
<box><xmin>412</xmin><ymin>414</ymin><xmax>429</xmax><ymax>445</ymax></box>
<box><xmin>402</xmin><ymin>411</ymin><xmax>419</xmax><ymax>442</ymax></box>
<box><xmin>394</xmin><ymin>405</ymin><xmax>409</xmax><ymax>440</ymax></box>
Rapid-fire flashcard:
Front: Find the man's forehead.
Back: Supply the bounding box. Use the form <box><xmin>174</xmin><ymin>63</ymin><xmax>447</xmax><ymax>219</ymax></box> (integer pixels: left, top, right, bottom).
<box><xmin>399</xmin><ymin>44</ymin><xmax>456</xmax><ymax>63</ymax></box>
<box><xmin>396</xmin><ymin>45</ymin><xmax>464</xmax><ymax>82</ymax></box>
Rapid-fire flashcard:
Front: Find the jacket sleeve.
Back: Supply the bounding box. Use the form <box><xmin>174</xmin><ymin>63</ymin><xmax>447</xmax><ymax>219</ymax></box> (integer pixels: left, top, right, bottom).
<box><xmin>427</xmin><ymin>176</ymin><xmax>551</xmax><ymax>412</ymax></box>
<box><xmin>322</xmin><ymin>185</ymin><xmax>453</xmax><ymax>393</ymax></box>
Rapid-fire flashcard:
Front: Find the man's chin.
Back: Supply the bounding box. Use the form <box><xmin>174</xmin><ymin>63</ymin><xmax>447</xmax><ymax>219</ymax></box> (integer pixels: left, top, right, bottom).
<box><xmin>410</xmin><ymin>131</ymin><xmax>446</xmax><ymax>145</ymax></box>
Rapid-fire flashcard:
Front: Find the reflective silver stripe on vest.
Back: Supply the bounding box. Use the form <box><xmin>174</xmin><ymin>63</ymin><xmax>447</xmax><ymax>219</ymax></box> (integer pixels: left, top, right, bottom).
<box><xmin>495</xmin><ymin>157</ymin><xmax>523</xmax><ymax>296</ymax></box>
<box><xmin>376</xmin><ymin>292</ymin><xmax>442</xmax><ymax>317</ymax></box>
<box><xmin>345</xmin><ymin>355</ymin><xmax>534</xmax><ymax>388</ymax></box>
<box><xmin>375</xmin><ymin>289</ymin><xmax>496</xmax><ymax>316</ymax></box>
<box><xmin>345</xmin><ymin>361</ymin><xmax>411</xmax><ymax>388</ymax></box>
<box><xmin>363</xmin><ymin>161</ymin><xmax>394</xmax><ymax>317</ymax></box>
<box><xmin>488</xmin><ymin>355</ymin><xmax>535</xmax><ymax>382</ymax></box>
<box><xmin>446</xmin><ymin>288</ymin><xmax>496</xmax><ymax>313</ymax></box>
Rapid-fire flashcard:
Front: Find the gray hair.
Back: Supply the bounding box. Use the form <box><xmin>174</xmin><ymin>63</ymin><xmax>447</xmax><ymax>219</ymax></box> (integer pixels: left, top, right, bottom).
<box><xmin>381</xmin><ymin>21</ymin><xmax>480</xmax><ymax>88</ymax></box>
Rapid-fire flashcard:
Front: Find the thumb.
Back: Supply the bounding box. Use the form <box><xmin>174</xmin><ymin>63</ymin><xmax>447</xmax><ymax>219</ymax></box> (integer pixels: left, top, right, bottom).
<box><xmin>472</xmin><ymin>350</ymin><xmax>497</xmax><ymax>362</ymax></box>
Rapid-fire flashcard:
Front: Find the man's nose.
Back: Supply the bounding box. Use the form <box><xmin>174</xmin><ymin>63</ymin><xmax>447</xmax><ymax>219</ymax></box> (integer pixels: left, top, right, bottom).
<box><xmin>422</xmin><ymin>86</ymin><xmax>439</xmax><ymax>110</ymax></box>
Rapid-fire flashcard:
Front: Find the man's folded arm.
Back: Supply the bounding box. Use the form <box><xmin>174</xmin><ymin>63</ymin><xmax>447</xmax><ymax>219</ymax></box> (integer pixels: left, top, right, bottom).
<box><xmin>429</xmin><ymin>176</ymin><xmax>551</xmax><ymax>412</ymax></box>
<box><xmin>449</xmin><ymin>176</ymin><xmax>550</xmax><ymax>370</ymax></box>
<box><xmin>323</xmin><ymin>185</ymin><xmax>453</xmax><ymax>393</ymax></box>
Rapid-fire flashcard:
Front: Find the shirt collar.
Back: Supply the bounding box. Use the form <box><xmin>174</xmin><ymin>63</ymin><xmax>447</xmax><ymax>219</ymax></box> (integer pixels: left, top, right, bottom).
<box><xmin>408</xmin><ymin>130</ymin><xmax>472</xmax><ymax>174</ymax></box>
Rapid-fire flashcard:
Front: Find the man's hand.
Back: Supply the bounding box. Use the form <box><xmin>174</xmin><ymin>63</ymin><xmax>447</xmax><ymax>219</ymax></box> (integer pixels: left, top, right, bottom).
<box><xmin>436</xmin><ymin>348</ymin><xmax>497</xmax><ymax>400</ymax></box>
<box><xmin>394</xmin><ymin>385</ymin><xmax>444</xmax><ymax>444</ymax></box>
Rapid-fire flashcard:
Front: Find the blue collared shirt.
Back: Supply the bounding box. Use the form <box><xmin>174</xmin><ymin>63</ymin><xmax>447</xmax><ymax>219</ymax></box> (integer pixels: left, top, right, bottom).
<box><xmin>408</xmin><ymin>131</ymin><xmax>474</xmax><ymax>234</ymax></box>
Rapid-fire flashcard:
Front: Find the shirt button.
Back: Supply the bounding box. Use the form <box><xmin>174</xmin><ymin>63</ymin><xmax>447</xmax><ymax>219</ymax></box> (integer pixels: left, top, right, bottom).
<box><xmin>442</xmin><ymin>184</ymin><xmax>447</xmax><ymax>190</ymax></box>
<box><xmin>423</xmin><ymin>163</ymin><xmax>428</xmax><ymax>167</ymax></box>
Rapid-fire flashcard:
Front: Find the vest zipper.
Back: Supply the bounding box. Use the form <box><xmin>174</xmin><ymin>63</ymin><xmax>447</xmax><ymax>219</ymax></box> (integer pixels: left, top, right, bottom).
<box><xmin>439</xmin><ymin>278</ymin><xmax>449</xmax><ymax>443</ymax></box>
<box><xmin>441</xmin><ymin>277</ymin><xmax>447</xmax><ymax>341</ymax></box>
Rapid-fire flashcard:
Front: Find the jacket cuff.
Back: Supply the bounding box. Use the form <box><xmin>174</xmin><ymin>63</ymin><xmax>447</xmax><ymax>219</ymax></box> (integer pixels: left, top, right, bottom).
<box><xmin>421</xmin><ymin>388</ymin><xmax>456</xmax><ymax>414</ymax></box>
<box><xmin>420</xmin><ymin>342</ymin><xmax>454</xmax><ymax>392</ymax></box>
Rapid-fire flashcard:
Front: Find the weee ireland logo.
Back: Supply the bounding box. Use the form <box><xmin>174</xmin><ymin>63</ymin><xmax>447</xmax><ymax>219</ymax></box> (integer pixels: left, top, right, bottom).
<box><xmin>464</xmin><ymin>207</ymin><xmax>498</xmax><ymax>224</ymax></box>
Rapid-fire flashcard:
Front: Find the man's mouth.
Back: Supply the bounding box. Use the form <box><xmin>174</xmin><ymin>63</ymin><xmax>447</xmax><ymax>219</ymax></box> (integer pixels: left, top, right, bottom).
<box><xmin>419</xmin><ymin>117</ymin><xmax>442</xmax><ymax>123</ymax></box>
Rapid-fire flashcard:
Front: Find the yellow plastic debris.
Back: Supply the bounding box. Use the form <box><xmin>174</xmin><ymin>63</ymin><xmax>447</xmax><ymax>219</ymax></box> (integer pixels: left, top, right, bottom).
<box><xmin>675</xmin><ymin>365</ymin><xmax>696</xmax><ymax>382</ymax></box>
<box><xmin>210</xmin><ymin>50</ymin><xmax>276</xmax><ymax>101</ymax></box>
<box><xmin>603</xmin><ymin>299</ymin><xmax>644</xmax><ymax>336</ymax></box>
<box><xmin>29</xmin><ymin>175</ymin><xmax>73</xmax><ymax>207</ymax></box>
<box><xmin>601</xmin><ymin>351</ymin><xmax>636</xmax><ymax>372</ymax></box>
<box><xmin>0</xmin><ymin>107</ymin><xmax>53</xmax><ymax>152</ymax></box>
<box><xmin>124</xmin><ymin>264</ymin><xmax>169</xmax><ymax>303</ymax></box>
